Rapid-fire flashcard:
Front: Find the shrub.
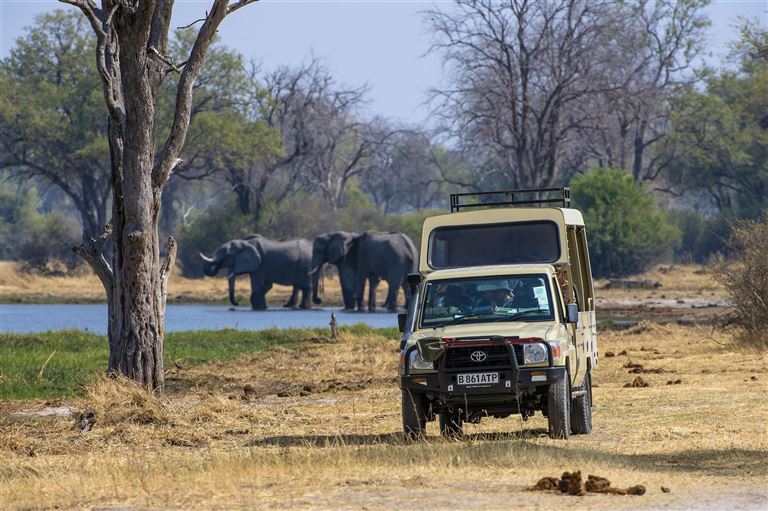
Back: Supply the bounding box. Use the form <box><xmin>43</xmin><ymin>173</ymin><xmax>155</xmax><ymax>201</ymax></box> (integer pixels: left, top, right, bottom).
<box><xmin>713</xmin><ymin>212</ymin><xmax>768</xmax><ymax>348</ymax></box>
<box><xmin>669</xmin><ymin>209</ymin><xmax>728</xmax><ymax>263</ymax></box>
<box><xmin>17</xmin><ymin>211</ymin><xmax>82</xmax><ymax>272</ymax></box>
<box><xmin>571</xmin><ymin>167</ymin><xmax>681</xmax><ymax>278</ymax></box>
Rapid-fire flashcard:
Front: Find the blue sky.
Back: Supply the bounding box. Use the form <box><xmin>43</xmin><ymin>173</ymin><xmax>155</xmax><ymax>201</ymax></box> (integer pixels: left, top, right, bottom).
<box><xmin>1</xmin><ymin>0</ymin><xmax>766</xmax><ymax>126</ymax></box>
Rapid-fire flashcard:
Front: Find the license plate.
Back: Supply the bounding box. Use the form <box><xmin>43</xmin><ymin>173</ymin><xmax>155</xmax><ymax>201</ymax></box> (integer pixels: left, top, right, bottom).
<box><xmin>457</xmin><ymin>372</ymin><xmax>499</xmax><ymax>386</ymax></box>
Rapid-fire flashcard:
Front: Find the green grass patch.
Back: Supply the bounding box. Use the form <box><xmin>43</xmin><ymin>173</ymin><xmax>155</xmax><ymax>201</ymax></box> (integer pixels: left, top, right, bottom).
<box><xmin>0</xmin><ymin>324</ymin><xmax>398</xmax><ymax>400</ymax></box>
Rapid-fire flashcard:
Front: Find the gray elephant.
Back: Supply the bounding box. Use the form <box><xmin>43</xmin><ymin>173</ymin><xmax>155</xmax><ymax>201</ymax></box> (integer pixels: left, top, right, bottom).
<box><xmin>353</xmin><ymin>231</ymin><xmax>418</xmax><ymax>312</ymax></box>
<box><xmin>200</xmin><ymin>234</ymin><xmax>313</xmax><ymax>310</ymax></box>
<box><xmin>310</xmin><ymin>231</ymin><xmax>359</xmax><ymax>311</ymax></box>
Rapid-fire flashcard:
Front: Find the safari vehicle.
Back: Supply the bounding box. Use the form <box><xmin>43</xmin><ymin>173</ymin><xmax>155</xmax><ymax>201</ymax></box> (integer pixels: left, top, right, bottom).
<box><xmin>397</xmin><ymin>188</ymin><xmax>597</xmax><ymax>439</ymax></box>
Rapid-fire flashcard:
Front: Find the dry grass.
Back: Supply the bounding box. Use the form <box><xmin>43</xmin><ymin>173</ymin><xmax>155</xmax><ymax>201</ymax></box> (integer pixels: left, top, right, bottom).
<box><xmin>1</xmin><ymin>324</ymin><xmax>766</xmax><ymax>510</ymax></box>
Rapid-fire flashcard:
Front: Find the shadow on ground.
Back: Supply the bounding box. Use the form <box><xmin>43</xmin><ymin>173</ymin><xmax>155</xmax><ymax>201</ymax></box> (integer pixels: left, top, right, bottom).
<box><xmin>247</xmin><ymin>431</ymin><xmax>767</xmax><ymax>477</ymax></box>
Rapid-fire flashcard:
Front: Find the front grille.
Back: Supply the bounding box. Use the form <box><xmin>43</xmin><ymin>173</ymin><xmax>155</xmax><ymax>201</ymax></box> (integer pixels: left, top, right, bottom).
<box><xmin>444</xmin><ymin>345</ymin><xmax>514</xmax><ymax>370</ymax></box>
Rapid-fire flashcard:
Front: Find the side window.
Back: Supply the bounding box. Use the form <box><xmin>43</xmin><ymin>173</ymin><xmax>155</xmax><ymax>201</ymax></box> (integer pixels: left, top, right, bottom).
<box><xmin>576</xmin><ymin>227</ymin><xmax>594</xmax><ymax>311</ymax></box>
<box><xmin>552</xmin><ymin>277</ymin><xmax>565</xmax><ymax>321</ymax></box>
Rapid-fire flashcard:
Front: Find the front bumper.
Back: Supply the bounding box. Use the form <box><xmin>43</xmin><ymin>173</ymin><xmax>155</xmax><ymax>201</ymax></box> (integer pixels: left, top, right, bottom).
<box><xmin>400</xmin><ymin>366</ymin><xmax>565</xmax><ymax>398</ymax></box>
<box><xmin>398</xmin><ymin>337</ymin><xmax>565</xmax><ymax>402</ymax></box>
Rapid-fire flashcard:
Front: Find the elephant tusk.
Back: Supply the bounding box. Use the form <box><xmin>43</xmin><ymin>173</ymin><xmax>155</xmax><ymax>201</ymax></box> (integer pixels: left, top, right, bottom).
<box><xmin>199</xmin><ymin>252</ymin><xmax>214</xmax><ymax>263</ymax></box>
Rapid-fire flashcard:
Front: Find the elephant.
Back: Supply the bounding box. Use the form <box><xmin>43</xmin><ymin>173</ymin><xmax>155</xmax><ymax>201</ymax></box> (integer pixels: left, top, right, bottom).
<box><xmin>309</xmin><ymin>231</ymin><xmax>359</xmax><ymax>311</ymax></box>
<box><xmin>352</xmin><ymin>231</ymin><xmax>419</xmax><ymax>313</ymax></box>
<box><xmin>200</xmin><ymin>234</ymin><xmax>313</xmax><ymax>310</ymax></box>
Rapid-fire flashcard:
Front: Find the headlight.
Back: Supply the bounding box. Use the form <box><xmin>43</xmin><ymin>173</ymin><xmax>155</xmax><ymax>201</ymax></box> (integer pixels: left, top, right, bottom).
<box><xmin>408</xmin><ymin>349</ymin><xmax>434</xmax><ymax>370</ymax></box>
<box><xmin>523</xmin><ymin>343</ymin><xmax>548</xmax><ymax>365</ymax></box>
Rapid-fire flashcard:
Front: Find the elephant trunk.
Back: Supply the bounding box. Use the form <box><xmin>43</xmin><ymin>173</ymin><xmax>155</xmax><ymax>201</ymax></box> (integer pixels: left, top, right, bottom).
<box><xmin>310</xmin><ymin>252</ymin><xmax>326</xmax><ymax>305</ymax></box>
<box><xmin>200</xmin><ymin>252</ymin><xmax>220</xmax><ymax>277</ymax></box>
<box><xmin>228</xmin><ymin>273</ymin><xmax>239</xmax><ymax>306</ymax></box>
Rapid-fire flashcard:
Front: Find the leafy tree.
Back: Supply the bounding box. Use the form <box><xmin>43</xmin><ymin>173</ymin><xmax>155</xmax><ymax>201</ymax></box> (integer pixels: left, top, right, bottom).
<box><xmin>0</xmin><ymin>11</ymin><xmax>111</xmax><ymax>236</ymax></box>
<box><xmin>664</xmin><ymin>22</ymin><xmax>767</xmax><ymax>217</ymax></box>
<box><xmin>571</xmin><ymin>167</ymin><xmax>680</xmax><ymax>277</ymax></box>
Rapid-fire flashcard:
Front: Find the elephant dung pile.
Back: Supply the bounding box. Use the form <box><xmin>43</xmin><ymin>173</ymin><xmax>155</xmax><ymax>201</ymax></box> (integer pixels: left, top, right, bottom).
<box><xmin>530</xmin><ymin>470</ymin><xmax>646</xmax><ymax>496</ymax></box>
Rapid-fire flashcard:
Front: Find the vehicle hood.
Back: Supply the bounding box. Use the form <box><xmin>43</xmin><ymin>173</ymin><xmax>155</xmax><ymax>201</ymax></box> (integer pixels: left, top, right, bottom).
<box><xmin>406</xmin><ymin>321</ymin><xmax>567</xmax><ymax>348</ymax></box>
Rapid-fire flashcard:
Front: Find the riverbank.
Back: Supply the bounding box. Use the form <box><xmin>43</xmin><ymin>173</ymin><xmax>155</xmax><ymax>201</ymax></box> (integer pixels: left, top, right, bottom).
<box><xmin>1</xmin><ymin>323</ymin><xmax>765</xmax><ymax>510</ymax></box>
<box><xmin>1</xmin><ymin>261</ymin><xmax>730</xmax><ymax>320</ymax></box>
<box><xmin>0</xmin><ymin>261</ymin><xmax>353</xmax><ymax>307</ymax></box>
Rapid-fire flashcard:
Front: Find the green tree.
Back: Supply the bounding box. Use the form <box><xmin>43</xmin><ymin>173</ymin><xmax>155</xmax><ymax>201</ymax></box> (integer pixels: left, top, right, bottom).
<box><xmin>664</xmin><ymin>22</ymin><xmax>767</xmax><ymax>217</ymax></box>
<box><xmin>571</xmin><ymin>167</ymin><xmax>680</xmax><ymax>277</ymax></box>
<box><xmin>0</xmin><ymin>12</ymin><xmax>110</xmax><ymax>236</ymax></box>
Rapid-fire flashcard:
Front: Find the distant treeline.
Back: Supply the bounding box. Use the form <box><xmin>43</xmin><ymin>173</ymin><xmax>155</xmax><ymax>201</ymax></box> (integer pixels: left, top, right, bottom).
<box><xmin>1</xmin><ymin>6</ymin><xmax>765</xmax><ymax>278</ymax></box>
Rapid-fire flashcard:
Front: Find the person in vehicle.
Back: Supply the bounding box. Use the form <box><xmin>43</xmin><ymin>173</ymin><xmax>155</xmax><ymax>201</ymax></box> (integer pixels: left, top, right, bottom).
<box><xmin>475</xmin><ymin>282</ymin><xmax>514</xmax><ymax>311</ymax></box>
<box><xmin>510</xmin><ymin>280</ymin><xmax>539</xmax><ymax>308</ymax></box>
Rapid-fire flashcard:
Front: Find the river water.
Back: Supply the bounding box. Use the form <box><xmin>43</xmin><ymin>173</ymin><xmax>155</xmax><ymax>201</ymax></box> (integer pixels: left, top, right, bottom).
<box><xmin>0</xmin><ymin>304</ymin><xmax>399</xmax><ymax>334</ymax></box>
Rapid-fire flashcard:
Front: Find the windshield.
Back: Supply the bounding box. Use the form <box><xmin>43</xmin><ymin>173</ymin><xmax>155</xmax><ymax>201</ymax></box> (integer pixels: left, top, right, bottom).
<box><xmin>420</xmin><ymin>274</ymin><xmax>555</xmax><ymax>328</ymax></box>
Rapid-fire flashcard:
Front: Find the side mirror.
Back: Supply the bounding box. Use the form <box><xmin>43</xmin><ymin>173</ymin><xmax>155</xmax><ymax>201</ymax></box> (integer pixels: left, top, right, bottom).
<box><xmin>406</xmin><ymin>272</ymin><xmax>422</xmax><ymax>295</ymax></box>
<box><xmin>566</xmin><ymin>303</ymin><xmax>579</xmax><ymax>324</ymax></box>
<box><xmin>397</xmin><ymin>313</ymin><xmax>407</xmax><ymax>333</ymax></box>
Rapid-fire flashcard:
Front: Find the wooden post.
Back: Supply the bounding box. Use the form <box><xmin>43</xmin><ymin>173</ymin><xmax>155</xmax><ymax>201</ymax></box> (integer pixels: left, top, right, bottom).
<box><xmin>330</xmin><ymin>312</ymin><xmax>338</xmax><ymax>340</ymax></box>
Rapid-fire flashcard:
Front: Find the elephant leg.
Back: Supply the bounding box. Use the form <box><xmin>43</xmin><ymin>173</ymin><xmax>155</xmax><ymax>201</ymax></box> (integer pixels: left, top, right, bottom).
<box><xmin>284</xmin><ymin>287</ymin><xmax>298</xmax><ymax>308</ymax></box>
<box><xmin>299</xmin><ymin>287</ymin><xmax>311</xmax><ymax>309</ymax></box>
<box><xmin>339</xmin><ymin>265</ymin><xmax>356</xmax><ymax>311</ymax></box>
<box><xmin>354</xmin><ymin>274</ymin><xmax>366</xmax><ymax>312</ymax></box>
<box><xmin>385</xmin><ymin>277</ymin><xmax>400</xmax><ymax>312</ymax></box>
<box><xmin>368</xmin><ymin>275</ymin><xmax>380</xmax><ymax>312</ymax></box>
<box><xmin>255</xmin><ymin>281</ymin><xmax>272</xmax><ymax>310</ymax></box>
<box><xmin>250</xmin><ymin>274</ymin><xmax>267</xmax><ymax>310</ymax></box>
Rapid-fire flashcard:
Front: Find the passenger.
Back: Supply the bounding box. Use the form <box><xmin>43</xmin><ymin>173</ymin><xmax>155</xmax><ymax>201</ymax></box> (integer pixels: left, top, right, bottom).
<box><xmin>475</xmin><ymin>283</ymin><xmax>514</xmax><ymax>311</ymax></box>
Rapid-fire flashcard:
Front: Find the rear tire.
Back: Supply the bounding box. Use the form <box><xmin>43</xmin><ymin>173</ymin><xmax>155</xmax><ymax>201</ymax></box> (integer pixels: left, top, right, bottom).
<box><xmin>571</xmin><ymin>370</ymin><xmax>593</xmax><ymax>435</ymax></box>
<box><xmin>401</xmin><ymin>389</ymin><xmax>427</xmax><ymax>439</ymax></box>
<box><xmin>439</xmin><ymin>410</ymin><xmax>463</xmax><ymax>437</ymax></box>
<box><xmin>547</xmin><ymin>375</ymin><xmax>571</xmax><ymax>439</ymax></box>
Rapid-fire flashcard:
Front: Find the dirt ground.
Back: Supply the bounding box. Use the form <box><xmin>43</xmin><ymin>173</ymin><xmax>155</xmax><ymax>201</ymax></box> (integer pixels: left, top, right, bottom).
<box><xmin>1</xmin><ymin>322</ymin><xmax>766</xmax><ymax>510</ymax></box>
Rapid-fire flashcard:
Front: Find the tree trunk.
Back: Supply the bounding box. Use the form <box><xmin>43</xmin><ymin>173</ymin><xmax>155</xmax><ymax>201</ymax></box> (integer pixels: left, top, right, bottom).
<box><xmin>63</xmin><ymin>0</ymin><xmax>258</xmax><ymax>392</ymax></box>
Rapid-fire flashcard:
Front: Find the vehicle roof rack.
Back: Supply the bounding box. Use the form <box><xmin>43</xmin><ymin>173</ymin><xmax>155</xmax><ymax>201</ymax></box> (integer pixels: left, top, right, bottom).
<box><xmin>450</xmin><ymin>187</ymin><xmax>570</xmax><ymax>212</ymax></box>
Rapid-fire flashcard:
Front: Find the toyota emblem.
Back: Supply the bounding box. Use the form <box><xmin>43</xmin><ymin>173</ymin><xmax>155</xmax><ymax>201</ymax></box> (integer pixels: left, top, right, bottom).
<box><xmin>470</xmin><ymin>350</ymin><xmax>487</xmax><ymax>362</ymax></box>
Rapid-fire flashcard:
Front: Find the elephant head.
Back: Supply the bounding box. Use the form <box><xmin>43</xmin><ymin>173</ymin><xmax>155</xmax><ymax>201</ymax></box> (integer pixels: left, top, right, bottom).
<box><xmin>309</xmin><ymin>231</ymin><xmax>357</xmax><ymax>304</ymax></box>
<box><xmin>200</xmin><ymin>239</ymin><xmax>262</xmax><ymax>306</ymax></box>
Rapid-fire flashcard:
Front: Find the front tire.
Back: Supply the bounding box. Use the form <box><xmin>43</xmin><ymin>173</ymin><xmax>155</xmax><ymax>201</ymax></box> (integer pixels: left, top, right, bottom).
<box><xmin>401</xmin><ymin>389</ymin><xmax>427</xmax><ymax>439</ymax></box>
<box><xmin>571</xmin><ymin>370</ymin><xmax>593</xmax><ymax>435</ymax></box>
<box><xmin>439</xmin><ymin>410</ymin><xmax>463</xmax><ymax>438</ymax></box>
<box><xmin>547</xmin><ymin>375</ymin><xmax>571</xmax><ymax>439</ymax></box>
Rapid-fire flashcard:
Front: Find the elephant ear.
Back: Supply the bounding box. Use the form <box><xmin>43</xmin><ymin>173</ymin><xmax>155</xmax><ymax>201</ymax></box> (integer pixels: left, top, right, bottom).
<box><xmin>230</xmin><ymin>241</ymin><xmax>262</xmax><ymax>275</ymax></box>
<box><xmin>328</xmin><ymin>235</ymin><xmax>349</xmax><ymax>264</ymax></box>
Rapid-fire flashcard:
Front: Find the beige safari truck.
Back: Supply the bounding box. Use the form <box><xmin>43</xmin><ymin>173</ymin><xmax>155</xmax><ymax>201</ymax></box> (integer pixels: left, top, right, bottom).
<box><xmin>397</xmin><ymin>188</ymin><xmax>597</xmax><ymax>439</ymax></box>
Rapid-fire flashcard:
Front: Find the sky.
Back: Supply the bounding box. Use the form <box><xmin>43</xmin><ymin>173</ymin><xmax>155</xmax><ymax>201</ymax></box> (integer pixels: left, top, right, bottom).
<box><xmin>1</xmin><ymin>0</ymin><xmax>766</xmax><ymax>126</ymax></box>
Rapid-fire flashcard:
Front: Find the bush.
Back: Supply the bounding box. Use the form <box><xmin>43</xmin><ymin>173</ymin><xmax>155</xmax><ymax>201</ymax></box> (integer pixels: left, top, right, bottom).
<box><xmin>669</xmin><ymin>209</ymin><xmax>728</xmax><ymax>263</ymax></box>
<box><xmin>713</xmin><ymin>212</ymin><xmax>768</xmax><ymax>348</ymax></box>
<box><xmin>571</xmin><ymin>167</ymin><xmax>681</xmax><ymax>278</ymax></box>
<box><xmin>17</xmin><ymin>211</ymin><xmax>82</xmax><ymax>272</ymax></box>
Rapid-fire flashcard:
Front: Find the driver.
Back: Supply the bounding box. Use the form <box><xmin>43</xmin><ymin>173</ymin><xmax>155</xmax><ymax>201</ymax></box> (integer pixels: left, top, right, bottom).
<box><xmin>475</xmin><ymin>282</ymin><xmax>514</xmax><ymax>311</ymax></box>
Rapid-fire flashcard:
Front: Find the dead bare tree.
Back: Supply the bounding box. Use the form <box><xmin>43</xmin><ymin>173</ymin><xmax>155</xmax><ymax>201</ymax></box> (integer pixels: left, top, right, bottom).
<box><xmin>295</xmin><ymin>75</ymin><xmax>372</xmax><ymax>210</ymax></box>
<box><xmin>60</xmin><ymin>0</ymin><xmax>260</xmax><ymax>392</ymax></box>
<box><xmin>580</xmin><ymin>0</ymin><xmax>709</xmax><ymax>182</ymax></box>
<box><xmin>426</xmin><ymin>0</ymin><xmax>615</xmax><ymax>190</ymax></box>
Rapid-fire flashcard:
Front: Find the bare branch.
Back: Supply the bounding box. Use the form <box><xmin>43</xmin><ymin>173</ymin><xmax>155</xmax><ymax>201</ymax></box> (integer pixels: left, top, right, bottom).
<box><xmin>153</xmin><ymin>0</ymin><xmax>261</xmax><ymax>188</ymax></box>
